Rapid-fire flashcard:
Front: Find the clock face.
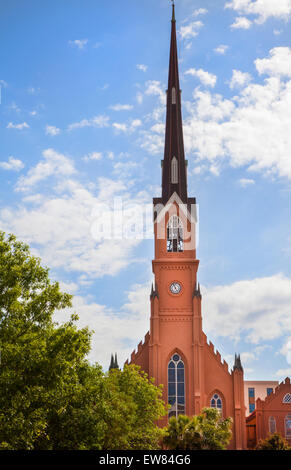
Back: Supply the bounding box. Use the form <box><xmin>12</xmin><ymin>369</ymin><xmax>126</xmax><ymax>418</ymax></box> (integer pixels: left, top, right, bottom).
<box><xmin>170</xmin><ymin>282</ymin><xmax>181</xmax><ymax>294</ymax></box>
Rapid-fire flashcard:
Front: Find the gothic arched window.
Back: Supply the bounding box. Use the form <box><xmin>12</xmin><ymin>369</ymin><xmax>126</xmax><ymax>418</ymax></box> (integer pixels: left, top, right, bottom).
<box><xmin>168</xmin><ymin>353</ymin><xmax>185</xmax><ymax>418</ymax></box>
<box><xmin>283</xmin><ymin>393</ymin><xmax>291</xmax><ymax>404</ymax></box>
<box><xmin>269</xmin><ymin>416</ymin><xmax>276</xmax><ymax>434</ymax></box>
<box><xmin>285</xmin><ymin>414</ymin><xmax>291</xmax><ymax>438</ymax></box>
<box><xmin>172</xmin><ymin>87</ymin><xmax>176</xmax><ymax>104</ymax></box>
<box><xmin>171</xmin><ymin>156</ymin><xmax>178</xmax><ymax>184</ymax></box>
<box><xmin>167</xmin><ymin>215</ymin><xmax>183</xmax><ymax>252</ymax></box>
<box><xmin>210</xmin><ymin>393</ymin><xmax>223</xmax><ymax>415</ymax></box>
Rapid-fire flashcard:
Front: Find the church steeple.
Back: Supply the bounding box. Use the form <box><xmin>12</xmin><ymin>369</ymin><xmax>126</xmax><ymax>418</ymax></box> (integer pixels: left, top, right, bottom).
<box><xmin>162</xmin><ymin>2</ymin><xmax>188</xmax><ymax>204</ymax></box>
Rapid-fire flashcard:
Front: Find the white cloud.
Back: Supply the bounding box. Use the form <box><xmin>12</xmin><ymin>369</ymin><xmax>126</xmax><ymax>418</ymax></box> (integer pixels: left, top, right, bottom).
<box><xmin>109</xmin><ymin>104</ymin><xmax>134</xmax><ymax>111</ymax></box>
<box><xmin>193</xmin><ymin>8</ymin><xmax>208</xmax><ymax>17</ymax></box>
<box><xmin>225</xmin><ymin>0</ymin><xmax>291</xmax><ymax>25</ymax></box>
<box><xmin>30</xmin><ymin>110</ymin><xmax>38</xmax><ymax>116</ymax></box>
<box><xmin>67</xmin><ymin>115</ymin><xmax>109</xmax><ymax>131</ymax></box>
<box><xmin>239</xmin><ymin>178</ymin><xmax>255</xmax><ymax>187</ymax></box>
<box><xmin>136</xmin><ymin>92</ymin><xmax>143</xmax><ymax>105</ymax></box>
<box><xmin>255</xmin><ymin>47</ymin><xmax>291</xmax><ymax>78</ymax></box>
<box><xmin>185</xmin><ymin>68</ymin><xmax>217</xmax><ymax>87</ymax></box>
<box><xmin>230</xmin><ymin>16</ymin><xmax>252</xmax><ymax>29</ymax></box>
<box><xmin>56</xmin><ymin>282</ymin><xmax>151</xmax><ymax>367</ymax></box>
<box><xmin>69</xmin><ymin>39</ymin><xmax>88</xmax><ymax>49</ymax></box>
<box><xmin>45</xmin><ymin>125</ymin><xmax>60</xmax><ymax>136</ymax></box>
<box><xmin>177</xmin><ymin>49</ymin><xmax>291</xmax><ymax>180</ymax></box>
<box><xmin>178</xmin><ymin>20</ymin><xmax>203</xmax><ymax>40</ymax></box>
<box><xmin>0</xmin><ymin>156</ymin><xmax>24</xmax><ymax>171</ymax></box>
<box><xmin>203</xmin><ymin>274</ymin><xmax>291</xmax><ymax>344</ymax></box>
<box><xmin>15</xmin><ymin>148</ymin><xmax>75</xmax><ymax>192</ymax></box>
<box><xmin>229</xmin><ymin>69</ymin><xmax>252</xmax><ymax>89</ymax></box>
<box><xmin>275</xmin><ymin>368</ymin><xmax>291</xmax><ymax>379</ymax></box>
<box><xmin>137</xmin><ymin>64</ymin><xmax>148</xmax><ymax>72</ymax></box>
<box><xmin>0</xmin><ymin>158</ymin><xmax>149</xmax><ymax>281</ymax></box>
<box><xmin>83</xmin><ymin>152</ymin><xmax>102</xmax><ymax>162</ymax></box>
<box><xmin>113</xmin><ymin>119</ymin><xmax>142</xmax><ymax>133</ymax></box>
<box><xmin>6</xmin><ymin>122</ymin><xmax>29</xmax><ymax>130</ymax></box>
<box><xmin>0</xmin><ymin>79</ymin><xmax>8</xmax><ymax>87</ymax></box>
<box><xmin>214</xmin><ymin>44</ymin><xmax>229</xmax><ymax>55</ymax></box>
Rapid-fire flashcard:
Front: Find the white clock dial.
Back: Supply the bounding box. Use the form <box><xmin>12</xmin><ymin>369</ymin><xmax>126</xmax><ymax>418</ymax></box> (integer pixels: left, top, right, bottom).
<box><xmin>170</xmin><ymin>282</ymin><xmax>181</xmax><ymax>294</ymax></box>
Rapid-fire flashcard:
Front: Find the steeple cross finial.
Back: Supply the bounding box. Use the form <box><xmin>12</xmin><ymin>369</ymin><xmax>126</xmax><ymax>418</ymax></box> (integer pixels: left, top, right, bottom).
<box><xmin>171</xmin><ymin>0</ymin><xmax>176</xmax><ymax>21</ymax></box>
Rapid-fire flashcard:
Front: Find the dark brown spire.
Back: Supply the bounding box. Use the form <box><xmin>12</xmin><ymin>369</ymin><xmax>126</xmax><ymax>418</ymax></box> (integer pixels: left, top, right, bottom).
<box><xmin>162</xmin><ymin>3</ymin><xmax>188</xmax><ymax>204</ymax></box>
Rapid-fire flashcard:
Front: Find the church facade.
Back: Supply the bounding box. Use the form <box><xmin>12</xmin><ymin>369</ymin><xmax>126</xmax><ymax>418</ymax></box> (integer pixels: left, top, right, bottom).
<box><xmin>123</xmin><ymin>4</ymin><xmax>291</xmax><ymax>450</ymax></box>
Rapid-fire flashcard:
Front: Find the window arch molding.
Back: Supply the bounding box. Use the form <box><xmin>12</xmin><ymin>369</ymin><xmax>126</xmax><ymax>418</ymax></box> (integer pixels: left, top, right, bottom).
<box><xmin>207</xmin><ymin>389</ymin><xmax>226</xmax><ymax>418</ymax></box>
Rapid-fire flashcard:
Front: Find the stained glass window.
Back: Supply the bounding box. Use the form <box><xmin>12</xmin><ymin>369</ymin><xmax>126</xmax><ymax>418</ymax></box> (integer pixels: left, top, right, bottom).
<box><xmin>210</xmin><ymin>393</ymin><xmax>223</xmax><ymax>415</ymax></box>
<box><xmin>168</xmin><ymin>353</ymin><xmax>185</xmax><ymax>418</ymax></box>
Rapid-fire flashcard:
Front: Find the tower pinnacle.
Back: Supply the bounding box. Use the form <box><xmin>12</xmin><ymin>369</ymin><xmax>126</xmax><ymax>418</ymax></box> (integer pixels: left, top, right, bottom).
<box><xmin>162</xmin><ymin>2</ymin><xmax>188</xmax><ymax>203</ymax></box>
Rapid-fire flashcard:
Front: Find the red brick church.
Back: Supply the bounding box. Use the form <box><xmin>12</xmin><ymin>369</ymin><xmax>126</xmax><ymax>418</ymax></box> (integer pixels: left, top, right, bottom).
<box><xmin>124</xmin><ymin>4</ymin><xmax>291</xmax><ymax>450</ymax></box>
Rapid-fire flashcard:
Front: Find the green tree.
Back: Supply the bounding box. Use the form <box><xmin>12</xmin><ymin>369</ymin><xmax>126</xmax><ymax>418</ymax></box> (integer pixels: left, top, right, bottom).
<box><xmin>0</xmin><ymin>231</ymin><xmax>166</xmax><ymax>450</ymax></box>
<box><xmin>256</xmin><ymin>433</ymin><xmax>289</xmax><ymax>450</ymax></box>
<box><xmin>163</xmin><ymin>408</ymin><xmax>232</xmax><ymax>450</ymax></box>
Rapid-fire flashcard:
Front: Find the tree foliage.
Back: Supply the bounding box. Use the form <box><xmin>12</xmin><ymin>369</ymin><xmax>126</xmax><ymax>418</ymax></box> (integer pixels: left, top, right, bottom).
<box><xmin>162</xmin><ymin>408</ymin><xmax>232</xmax><ymax>450</ymax></box>
<box><xmin>255</xmin><ymin>433</ymin><xmax>289</xmax><ymax>450</ymax></box>
<box><xmin>0</xmin><ymin>232</ymin><xmax>166</xmax><ymax>449</ymax></box>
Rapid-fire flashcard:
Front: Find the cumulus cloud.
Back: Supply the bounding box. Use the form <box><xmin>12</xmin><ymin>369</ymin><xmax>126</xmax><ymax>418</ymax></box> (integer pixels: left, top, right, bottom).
<box><xmin>113</xmin><ymin>119</ymin><xmax>142</xmax><ymax>134</ymax></box>
<box><xmin>178</xmin><ymin>20</ymin><xmax>204</xmax><ymax>48</ymax></box>
<box><xmin>45</xmin><ymin>125</ymin><xmax>60</xmax><ymax>136</ymax></box>
<box><xmin>229</xmin><ymin>69</ymin><xmax>252</xmax><ymax>89</ymax></box>
<box><xmin>109</xmin><ymin>104</ymin><xmax>134</xmax><ymax>111</ymax></box>
<box><xmin>6</xmin><ymin>122</ymin><xmax>29</xmax><ymax>130</ymax></box>
<box><xmin>0</xmin><ymin>156</ymin><xmax>24</xmax><ymax>171</ymax></box>
<box><xmin>83</xmin><ymin>152</ymin><xmax>103</xmax><ymax>162</ymax></box>
<box><xmin>69</xmin><ymin>39</ymin><xmax>88</xmax><ymax>49</ymax></box>
<box><xmin>0</xmin><ymin>150</ymin><xmax>151</xmax><ymax>281</ymax></box>
<box><xmin>255</xmin><ymin>47</ymin><xmax>291</xmax><ymax>78</ymax></box>
<box><xmin>225</xmin><ymin>0</ymin><xmax>291</xmax><ymax>25</ymax></box>
<box><xmin>56</xmin><ymin>283</ymin><xmax>151</xmax><ymax>367</ymax></box>
<box><xmin>203</xmin><ymin>274</ymin><xmax>291</xmax><ymax>344</ymax></box>
<box><xmin>67</xmin><ymin>115</ymin><xmax>109</xmax><ymax>131</ymax></box>
<box><xmin>230</xmin><ymin>16</ymin><xmax>252</xmax><ymax>29</ymax></box>
<box><xmin>238</xmin><ymin>178</ymin><xmax>255</xmax><ymax>188</ymax></box>
<box><xmin>192</xmin><ymin>8</ymin><xmax>208</xmax><ymax>17</ymax></box>
<box><xmin>214</xmin><ymin>44</ymin><xmax>229</xmax><ymax>55</ymax></box>
<box><xmin>137</xmin><ymin>64</ymin><xmax>148</xmax><ymax>72</ymax></box>
<box><xmin>185</xmin><ymin>68</ymin><xmax>217</xmax><ymax>87</ymax></box>
<box><xmin>15</xmin><ymin>148</ymin><xmax>75</xmax><ymax>191</ymax></box>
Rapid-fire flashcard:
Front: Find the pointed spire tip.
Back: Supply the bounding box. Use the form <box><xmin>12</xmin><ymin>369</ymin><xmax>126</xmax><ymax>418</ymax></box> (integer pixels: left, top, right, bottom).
<box><xmin>172</xmin><ymin>1</ymin><xmax>175</xmax><ymax>22</ymax></box>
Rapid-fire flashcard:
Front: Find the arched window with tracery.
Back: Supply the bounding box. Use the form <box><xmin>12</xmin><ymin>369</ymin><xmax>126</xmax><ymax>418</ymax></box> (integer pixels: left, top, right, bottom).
<box><xmin>171</xmin><ymin>156</ymin><xmax>178</xmax><ymax>184</ymax></box>
<box><xmin>168</xmin><ymin>353</ymin><xmax>185</xmax><ymax>418</ymax></box>
<box><xmin>210</xmin><ymin>393</ymin><xmax>223</xmax><ymax>415</ymax></box>
<box><xmin>285</xmin><ymin>414</ymin><xmax>291</xmax><ymax>438</ymax></box>
<box><xmin>283</xmin><ymin>393</ymin><xmax>291</xmax><ymax>404</ymax></box>
<box><xmin>269</xmin><ymin>416</ymin><xmax>276</xmax><ymax>434</ymax></box>
<box><xmin>167</xmin><ymin>215</ymin><xmax>183</xmax><ymax>252</ymax></box>
<box><xmin>172</xmin><ymin>87</ymin><xmax>176</xmax><ymax>104</ymax></box>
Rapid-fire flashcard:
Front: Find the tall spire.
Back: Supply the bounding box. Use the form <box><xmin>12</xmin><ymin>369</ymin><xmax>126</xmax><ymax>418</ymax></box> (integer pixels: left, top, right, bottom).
<box><xmin>162</xmin><ymin>2</ymin><xmax>188</xmax><ymax>204</ymax></box>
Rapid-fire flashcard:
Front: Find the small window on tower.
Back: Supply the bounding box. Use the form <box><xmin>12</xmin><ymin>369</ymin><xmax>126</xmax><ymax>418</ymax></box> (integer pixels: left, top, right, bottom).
<box><xmin>167</xmin><ymin>215</ymin><xmax>183</xmax><ymax>252</ymax></box>
<box><xmin>172</xmin><ymin>87</ymin><xmax>176</xmax><ymax>104</ymax></box>
<box><xmin>171</xmin><ymin>157</ymin><xmax>178</xmax><ymax>184</ymax></box>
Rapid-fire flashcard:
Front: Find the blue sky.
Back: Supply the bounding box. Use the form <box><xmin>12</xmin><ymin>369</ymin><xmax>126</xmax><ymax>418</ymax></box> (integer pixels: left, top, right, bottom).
<box><xmin>1</xmin><ymin>0</ymin><xmax>291</xmax><ymax>380</ymax></box>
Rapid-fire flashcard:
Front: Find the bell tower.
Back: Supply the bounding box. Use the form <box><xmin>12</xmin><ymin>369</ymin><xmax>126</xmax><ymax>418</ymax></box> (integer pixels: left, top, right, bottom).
<box><xmin>125</xmin><ymin>3</ymin><xmax>247</xmax><ymax>448</ymax></box>
<box><xmin>149</xmin><ymin>2</ymin><xmax>202</xmax><ymax>421</ymax></box>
